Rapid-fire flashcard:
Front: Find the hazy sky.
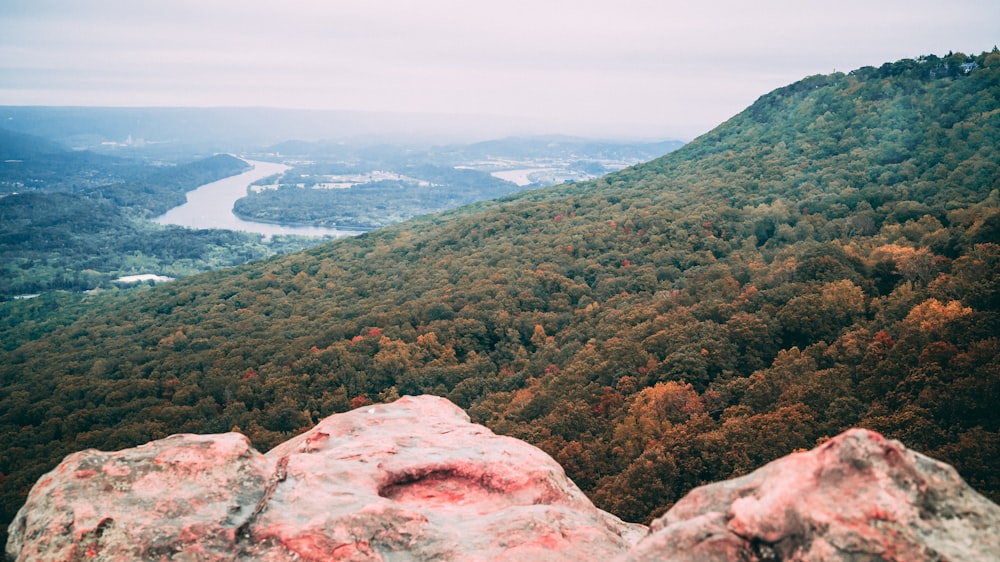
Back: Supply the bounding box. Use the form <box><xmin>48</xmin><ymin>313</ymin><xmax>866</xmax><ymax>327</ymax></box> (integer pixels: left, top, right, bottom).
<box><xmin>1</xmin><ymin>0</ymin><xmax>997</xmax><ymax>139</ymax></box>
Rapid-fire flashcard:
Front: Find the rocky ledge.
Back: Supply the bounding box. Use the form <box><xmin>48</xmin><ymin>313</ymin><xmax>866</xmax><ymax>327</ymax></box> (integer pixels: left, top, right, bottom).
<box><xmin>6</xmin><ymin>395</ymin><xmax>1000</xmax><ymax>561</ymax></box>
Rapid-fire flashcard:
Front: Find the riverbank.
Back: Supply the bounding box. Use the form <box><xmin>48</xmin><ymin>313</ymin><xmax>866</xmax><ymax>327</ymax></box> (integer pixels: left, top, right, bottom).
<box><xmin>153</xmin><ymin>159</ymin><xmax>366</xmax><ymax>238</ymax></box>
<box><xmin>228</xmin><ymin>209</ymin><xmax>376</xmax><ymax>233</ymax></box>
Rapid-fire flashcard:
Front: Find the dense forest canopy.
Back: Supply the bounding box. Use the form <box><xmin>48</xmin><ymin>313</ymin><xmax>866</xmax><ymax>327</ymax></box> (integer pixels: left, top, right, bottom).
<box><xmin>1</xmin><ymin>51</ymin><xmax>999</xmax><ymax>543</ymax></box>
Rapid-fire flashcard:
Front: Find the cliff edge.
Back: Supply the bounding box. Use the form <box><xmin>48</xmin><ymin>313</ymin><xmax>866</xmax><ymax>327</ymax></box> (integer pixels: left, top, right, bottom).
<box><xmin>7</xmin><ymin>395</ymin><xmax>999</xmax><ymax>561</ymax></box>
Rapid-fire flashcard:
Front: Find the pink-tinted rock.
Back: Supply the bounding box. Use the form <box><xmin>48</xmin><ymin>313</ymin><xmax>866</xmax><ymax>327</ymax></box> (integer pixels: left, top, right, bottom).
<box><xmin>5</xmin><ymin>432</ymin><xmax>273</xmax><ymax>561</ymax></box>
<box><xmin>248</xmin><ymin>394</ymin><xmax>644</xmax><ymax>560</ymax></box>
<box><xmin>621</xmin><ymin>428</ymin><xmax>1000</xmax><ymax>562</ymax></box>
<box><xmin>9</xmin><ymin>399</ymin><xmax>1000</xmax><ymax>561</ymax></box>
<box><xmin>6</xmin><ymin>395</ymin><xmax>642</xmax><ymax>561</ymax></box>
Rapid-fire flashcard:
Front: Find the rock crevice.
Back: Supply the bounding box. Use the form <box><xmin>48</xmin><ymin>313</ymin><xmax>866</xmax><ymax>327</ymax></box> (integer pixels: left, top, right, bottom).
<box><xmin>234</xmin><ymin>455</ymin><xmax>289</xmax><ymax>546</ymax></box>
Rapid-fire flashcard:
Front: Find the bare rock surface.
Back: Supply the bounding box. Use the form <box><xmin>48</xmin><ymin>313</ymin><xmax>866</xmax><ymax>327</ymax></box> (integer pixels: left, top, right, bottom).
<box><xmin>5</xmin><ymin>432</ymin><xmax>272</xmax><ymax>561</ymax></box>
<box><xmin>621</xmin><ymin>428</ymin><xmax>1000</xmax><ymax>562</ymax></box>
<box><xmin>8</xmin><ymin>398</ymin><xmax>1000</xmax><ymax>561</ymax></box>
<box><xmin>6</xmin><ymin>395</ymin><xmax>642</xmax><ymax>561</ymax></box>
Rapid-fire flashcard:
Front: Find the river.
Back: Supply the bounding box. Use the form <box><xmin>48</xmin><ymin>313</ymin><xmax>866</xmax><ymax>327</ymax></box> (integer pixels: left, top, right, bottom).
<box><xmin>153</xmin><ymin>159</ymin><xmax>364</xmax><ymax>238</ymax></box>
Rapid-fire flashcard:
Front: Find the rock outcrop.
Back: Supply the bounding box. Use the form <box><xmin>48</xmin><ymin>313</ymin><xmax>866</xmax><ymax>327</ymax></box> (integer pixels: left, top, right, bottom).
<box><xmin>623</xmin><ymin>428</ymin><xmax>1000</xmax><ymax>562</ymax></box>
<box><xmin>7</xmin><ymin>396</ymin><xmax>1000</xmax><ymax>561</ymax></box>
<box><xmin>5</xmin><ymin>395</ymin><xmax>643</xmax><ymax>561</ymax></box>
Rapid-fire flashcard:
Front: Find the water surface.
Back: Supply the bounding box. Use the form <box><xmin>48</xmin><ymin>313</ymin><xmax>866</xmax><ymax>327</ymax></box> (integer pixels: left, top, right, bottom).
<box><xmin>154</xmin><ymin>159</ymin><xmax>364</xmax><ymax>238</ymax></box>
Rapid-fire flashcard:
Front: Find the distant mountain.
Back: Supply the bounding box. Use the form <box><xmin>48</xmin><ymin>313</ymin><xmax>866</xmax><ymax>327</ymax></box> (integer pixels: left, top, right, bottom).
<box><xmin>456</xmin><ymin>135</ymin><xmax>685</xmax><ymax>161</ymax></box>
<box><xmin>259</xmin><ymin>135</ymin><xmax>683</xmax><ymax>164</ymax></box>
<box><xmin>1</xmin><ymin>50</ymin><xmax>998</xmax><ymax>546</ymax></box>
<box><xmin>0</xmin><ymin>134</ymin><xmax>144</xmax><ymax>196</ymax></box>
<box><xmin>0</xmin><ymin>107</ymin><xmax>676</xmax><ymax>153</ymax></box>
<box><xmin>1</xmin><ymin>106</ymin><xmax>380</xmax><ymax>152</ymax></box>
<box><xmin>0</xmin><ymin>128</ymin><xmax>67</xmax><ymax>160</ymax></box>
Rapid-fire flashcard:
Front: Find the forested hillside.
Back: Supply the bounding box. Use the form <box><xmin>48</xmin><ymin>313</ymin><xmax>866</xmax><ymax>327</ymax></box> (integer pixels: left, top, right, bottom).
<box><xmin>0</xmin><ymin>144</ymin><xmax>251</xmax><ymax>216</ymax></box>
<box><xmin>0</xmin><ymin>151</ymin><xmax>299</xmax><ymax>297</ymax></box>
<box><xmin>2</xmin><ymin>51</ymin><xmax>998</xmax><ymax>541</ymax></box>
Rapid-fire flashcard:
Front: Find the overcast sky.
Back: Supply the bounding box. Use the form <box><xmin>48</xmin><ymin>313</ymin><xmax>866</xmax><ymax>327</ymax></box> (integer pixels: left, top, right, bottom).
<box><xmin>1</xmin><ymin>0</ymin><xmax>997</xmax><ymax>139</ymax></box>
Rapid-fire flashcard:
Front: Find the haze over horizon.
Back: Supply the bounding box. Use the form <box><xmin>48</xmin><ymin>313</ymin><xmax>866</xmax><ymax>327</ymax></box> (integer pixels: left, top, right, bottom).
<box><xmin>1</xmin><ymin>0</ymin><xmax>998</xmax><ymax>141</ymax></box>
